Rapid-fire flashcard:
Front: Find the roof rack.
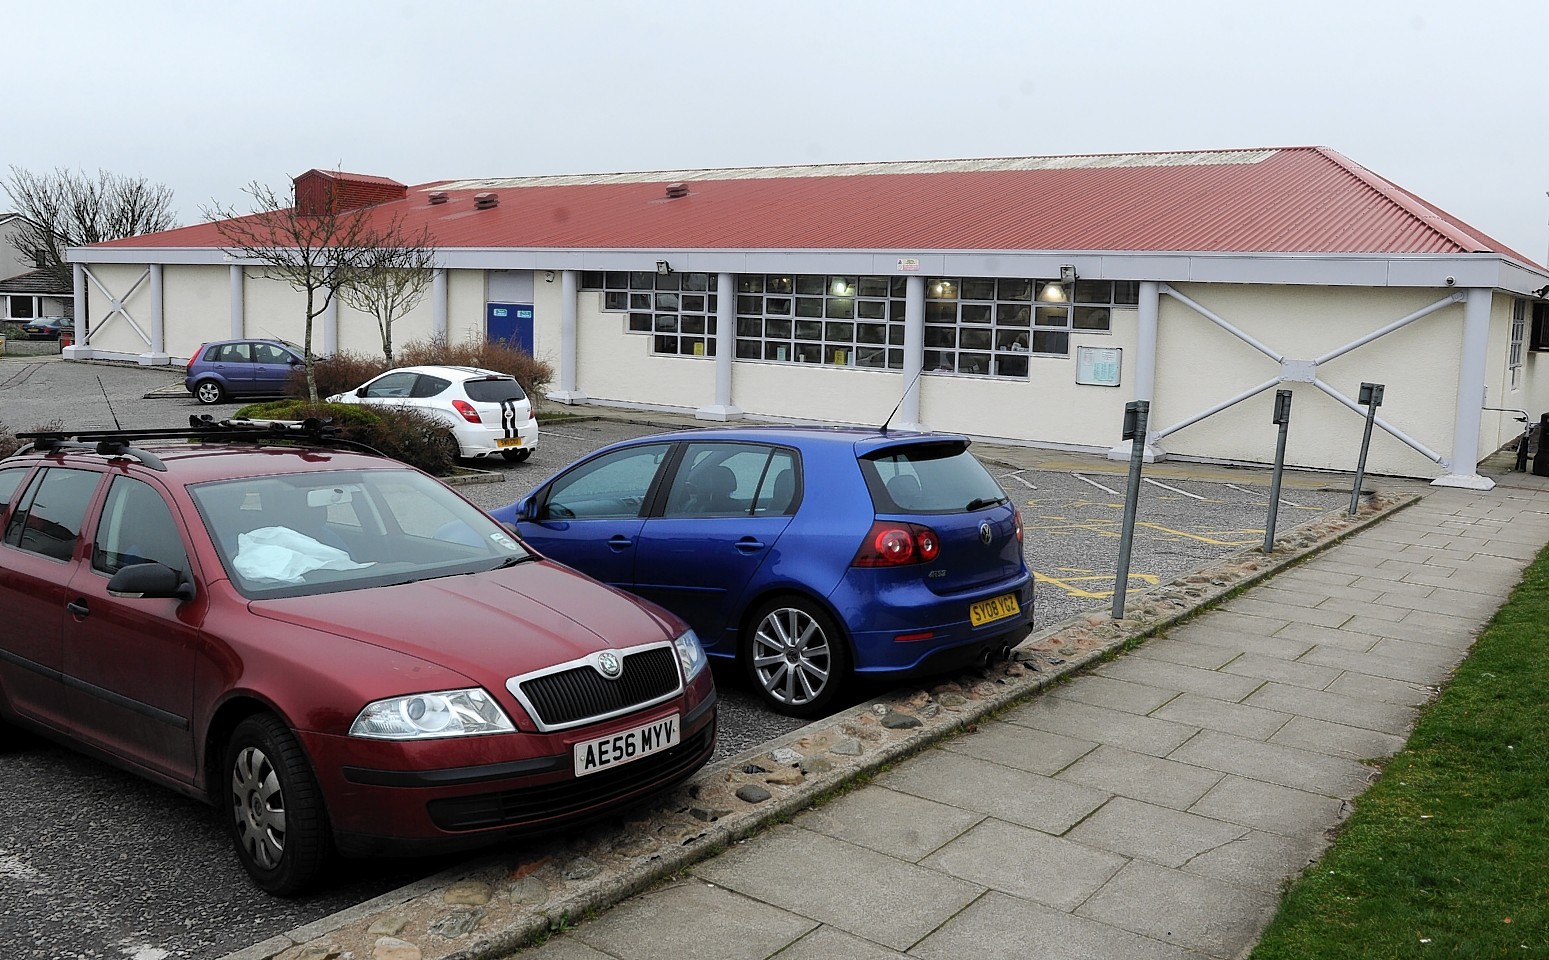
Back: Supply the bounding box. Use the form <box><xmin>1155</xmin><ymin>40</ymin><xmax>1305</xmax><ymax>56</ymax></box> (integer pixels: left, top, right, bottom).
<box><xmin>14</xmin><ymin>416</ymin><xmax>364</xmax><ymax>471</ymax></box>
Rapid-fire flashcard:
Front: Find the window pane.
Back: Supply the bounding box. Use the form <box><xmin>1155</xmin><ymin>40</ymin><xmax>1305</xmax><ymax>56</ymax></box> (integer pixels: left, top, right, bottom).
<box><xmin>738</xmin><ymin>275</ymin><xmax>765</xmax><ymax>294</ymax></box>
<box><xmin>1031</xmin><ymin>330</ymin><xmax>1069</xmax><ymax>354</ymax></box>
<box><xmin>1074</xmin><ymin>280</ymin><xmax>1112</xmax><ymax>303</ymax></box>
<box><xmin>654</xmin><ymin>272</ymin><xmax>681</xmax><ymax>291</ymax></box>
<box><xmin>824</xmin><ymin>298</ymin><xmax>854</xmax><ymax>319</ymax></box>
<box><xmin>795</xmin><ymin>297</ymin><xmax>824</xmax><ymax>318</ymax></box>
<box><xmin>998</xmin><ymin>278</ymin><xmax>1033</xmax><ymax>301</ymax></box>
<box><xmin>1073</xmin><ymin>306</ymin><xmax>1110</xmax><ymax>331</ymax></box>
<box><xmin>681</xmin><ymin>315</ymin><xmax>705</xmax><ymax>335</ymax></box>
<box><xmin>767</xmin><ymin>275</ymin><xmax>793</xmax><ymax>294</ymax></box>
<box><xmin>795</xmin><ymin>320</ymin><xmax>822</xmax><ymax>341</ymax></box>
<box><xmin>682</xmin><ymin>273</ymin><xmax>710</xmax><ymax>292</ymax></box>
<box><xmin>654</xmin><ymin>314</ymin><xmax>677</xmax><ymax>332</ymax></box>
<box><xmin>857</xmin><ymin>300</ymin><xmax>886</xmax><ymax>320</ymax></box>
<box><xmin>960</xmin><ymin>327</ymin><xmax>992</xmax><ymax>351</ymax></box>
<box><xmin>925</xmin><ymin>326</ymin><xmax>957</xmax><ymax>348</ymax></box>
<box><xmin>961</xmin><ymin>278</ymin><xmax>996</xmax><ymax>300</ymax></box>
<box><xmin>766</xmin><ymin>318</ymin><xmax>792</xmax><ymax>339</ymax></box>
<box><xmin>736</xmin><ymin>340</ymin><xmax>761</xmax><ymax>359</ymax></box>
<box><xmin>737</xmin><ymin>294</ymin><xmax>761</xmax><ymax>315</ymax></box>
<box><xmin>766</xmin><ymin>297</ymin><xmax>792</xmax><ymax>316</ymax></box>
<box><xmin>961</xmin><ymin>304</ymin><xmax>992</xmax><ymax>324</ymax></box>
<box><xmin>857</xmin><ymin>277</ymin><xmax>890</xmax><ymax>298</ymax></box>
<box><xmin>824</xmin><ymin>321</ymin><xmax>854</xmax><ymax>342</ymax></box>
<box><xmin>924</xmin><ymin>301</ymin><xmax>957</xmax><ymax>323</ymax></box>
<box><xmin>1114</xmin><ymin>281</ymin><xmax>1140</xmax><ymax>305</ymax></box>
<box><xmin>681</xmin><ymin>294</ymin><xmax>706</xmax><ymax>312</ymax></box>
<box><xmin>7</xmin><ymin>468</ymin><xmax>100</xmax><ymax>560</ymax></box>
<box><xmin>856</xmin><ymin>323</ymin><xmax>887</xmax><ymax>344</ymax></box>
<box><xmin>958</xmin><ymin>353</ymin><xmax>990</xmax><ymax>375</ymax></box>
<box><xmin>928</xmin><ymin>278</ymin><xmax>958</xmax><ymax>300</ymax></box>
<box><xmin>1034</xmin><ymin>306</ymin><xmax>1070</xmax><ymax>328</ymax></box>
<box><xmin>604</xmin><ymin>271</ymin><xmax>628</xmax><ymax>289</ymax></box>
<box><xmin>995</xmin><ymin>355</ymin><xmax>1029</xmax><ymax>378</ymax></box>
<box><xmin>737</xmin><ymin>317</ymin><xmax>762</xmax><ymax>337</ymax></box>
<box><xmin>997</xmin><ymin>303</ymin><xmax>1031</xmax><ymax>326</ymax></box>
<box><xmin>654</xmin><ymin>335</ymin><xmax>679</xmax><ymax>353</ymax></box>
<box><xmin>628</xmin><ymin>313</ymin><xmax>651</xmax><ymax>332</ymax></box>
<box><xmin>655</xmin><ymin>293</ymin><xmax>680</xmax><ymax>311</ymax></box>
<box><xmin>581</xmin><ymin>271</ymin><xmax>603</xmax><ymax>289</ymax></box>
<box><xmin>604</xmin><ymin>291</ymin><xmax>628</xmax><ymax>311</ymax></box>
<box><xmin>630</xmin><ymin>292</ymin><xmax>652</xmax><ymax>310</ymax></box>
<box><xmin>926</xmin><ymin>351</ymin><xmax>955</xmax><ymax>372</ymax></box>
<box><xmin>630</xmin><ymin>271</ymin><xmax>655</xmax><ymax>289</ymax></box>
<box><xmin>829</xmin><ymin>276</ymin><xmax>857</xmax><ymax>297</ymax></box>
<box><xmin>795</xmin><ymin>275</ymin><xmax>826</xmax><ymax>295</ymax></box>
<box><xmin>765</xmin><ymin>342</ymin><xmax>791</xmax><ymax>361</ymax></box>
<box><xmin>94</xmin><ymin>476</ymin><xmax>187</xmax><ymax>575</ymax></box>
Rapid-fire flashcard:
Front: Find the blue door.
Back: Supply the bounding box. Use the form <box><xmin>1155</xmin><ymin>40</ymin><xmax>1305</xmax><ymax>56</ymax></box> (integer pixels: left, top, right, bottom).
<box><xmin>486</xmin><ymin>303</ymin><xmax>534</xmax><ymax>354</ymax></box>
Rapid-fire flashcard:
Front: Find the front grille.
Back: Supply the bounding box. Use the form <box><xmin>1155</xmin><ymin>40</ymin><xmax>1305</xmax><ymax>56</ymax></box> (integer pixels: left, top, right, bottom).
<box><xmin>427</xmin><ymin>722</ymin><xmax>715</xmax><ymax>832</ymax></box>
<box><xmin>516</xmin><ymin>646</ymin><xmax>681</xmax><ymax>729</ymax></box>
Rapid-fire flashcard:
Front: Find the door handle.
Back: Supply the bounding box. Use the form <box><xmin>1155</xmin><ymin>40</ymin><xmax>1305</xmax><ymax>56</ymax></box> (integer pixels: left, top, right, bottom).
<box><xmin>606</xmin><ymin>535</ymin><xmax>635</xmax><ymax>550</ymax></box>
<box><xmin>734</xmin><ymin>538</ymin><xmax>766</xmax><ymax>553</ymax></box>
<box><xmin>66</xmin><ymin>599</ymin><xmax>90</xmax><ymax>617</ymax></box>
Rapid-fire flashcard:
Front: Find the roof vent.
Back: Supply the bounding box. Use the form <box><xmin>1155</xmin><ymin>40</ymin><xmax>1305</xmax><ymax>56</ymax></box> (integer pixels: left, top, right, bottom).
<box><xmin>665</xmin><ymin>182</ymin><xmax>689</xmax><ymax>199</ymax></box>
<box><xmin>474</xmin><ymin>192</ymin><xmax>499</xmax><ymax>210</ymax></box>
<box><xmin>428</xmin><ymin>191</ymin><xmax>448</xmax><ymax>205</ymax></box>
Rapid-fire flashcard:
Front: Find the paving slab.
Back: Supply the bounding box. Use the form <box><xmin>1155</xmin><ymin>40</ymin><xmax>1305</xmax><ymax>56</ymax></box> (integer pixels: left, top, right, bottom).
<box><xmin>1168</xmin><ymin>729</ymin><xmax>1377</xmax><ymax>799</ymax></box>
<box><xmin>1187</xmin><ymin>774</ymin><xmax>1348</xmax><ymax>839</ymax></box>
<box><xmin>556</xmin><ymin>880</ymin><xmax>814</xmax><ymax>960</ymax></box>
<box><xmin>937</xmin><ymin>717</ymin><xmax>1099</xmax><ymax>775</ymax></box>
<box><xmin>793</xmin><ymin>786</ymin><xmax>982</xmax><ymax>862</ymax></box>
<box><xmin>1055</xmin><ymin>744</ymin><xmax>1225</xmax><ymax>810</ymax></box>
<box><xmin>911</xmin><ymin>892</ymin><xmax>1207</xmax><ymax>960</ymax></box>
<box><xmin>920</xmin><ymin>817</ymin><xmax>1128</xmax><ymax>911</ymax></box>
<box><xmin>1076</xmin><ymin>859</ymin><xmax>1280</xmax><ymax>958</ymax></box>
<box><xmin>876</xmin><ymin>749</ymin><xmax>1110</xmax><ymax>834</ymax></box>
<box><xmin>1065</xmin><ymin>796</ymin><xmax>1248</xmax><ymax>869</ymax></box>
<box><xmin>1005</xmin><ymin>696</ymin><xmax>1200</xmax><ymax>758</ymax></box>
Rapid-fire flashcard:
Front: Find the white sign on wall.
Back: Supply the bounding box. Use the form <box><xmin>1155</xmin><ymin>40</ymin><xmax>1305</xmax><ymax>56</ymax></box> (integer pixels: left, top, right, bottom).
<box><xmin>1076</xmin><ymin>346</ymin><xmax>1122</xmax><ymax>386</ymax></box>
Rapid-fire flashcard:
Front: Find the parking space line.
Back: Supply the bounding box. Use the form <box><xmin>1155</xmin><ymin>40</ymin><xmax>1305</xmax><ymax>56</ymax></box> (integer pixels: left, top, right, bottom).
<box><xmin>1141</xmin><ymin>477</ymin><xmax>1214</xmax><ymax>501</ymax></box>
<box><xmin>1001</xmin><ymin>471</ymin><xmax>1038</xmax><ymax>490</ymax></box>
<box><xmin>1136</xmin><ymin>521</ymin><xmax>1261</xmax><ymax>546</ymax></box>
<box><xmin>1035</xmin><ymin>569</ymin><xmax>1160</xmax><ymax>599</ymax></box>
<box><xmin>1072</xmin><ymin>473</ymin><xmax>1122</xmax><ymax>496</ymax></box>
<box><xmin>1224</xmin><ymin>482</ymin><xmax>1317</xmax><ymax>510</ymax></box>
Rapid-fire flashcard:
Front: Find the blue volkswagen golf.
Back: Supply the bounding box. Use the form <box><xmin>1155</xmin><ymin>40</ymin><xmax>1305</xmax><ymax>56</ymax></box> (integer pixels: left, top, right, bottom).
<box><xmin>491</xmin><ymin>427</ymin><xmax>1033</xmax><ymax>717</ymax></box>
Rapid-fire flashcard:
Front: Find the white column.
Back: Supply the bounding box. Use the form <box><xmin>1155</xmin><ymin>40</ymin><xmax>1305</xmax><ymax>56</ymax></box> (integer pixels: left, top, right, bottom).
<box><xmin>323</xmin><ymin>298</ymin><xmax>338</xmax><ymax>357</ymax></box>
<box><xmin>1108</xmin><ymin>279</ymin><xmax>1165</xmax><ymax>462</ymax></box>
<box><xmin>697</xmin><ymin>271</ymin><xmax>741</xmax><ymax>421</ymax></box>
<box><xmin>896</xmin><ymin>274</ymin><xmax>927</xmax><ymax>431</ymax></box>
<box><xmin>62</xmin><ymin>263</ymin><xmax>88</xmax><ymax>359</ymax></box>
<box><xmin>146</xmin><ymin>263</ymin><xmax>168</xmax><ymax>363</ymax></box>
<box><xmin>432</xmin><ymin>269</ymin><xmax>447</xmax><ymax>338</ymax></box>
<box><xmin>229</xmin><ymin>265</ymin><xmax>244</xmax><ymax>339</ymax></box>
<box><xmin>1432</xmin><ymin>287</ymin><xmax>1495</xmax><ymax>490</ymax></box>
<box><xmin>547</xmin><ymin>269</ymin><xmax>588</xmax><ymax>405</ymax></box>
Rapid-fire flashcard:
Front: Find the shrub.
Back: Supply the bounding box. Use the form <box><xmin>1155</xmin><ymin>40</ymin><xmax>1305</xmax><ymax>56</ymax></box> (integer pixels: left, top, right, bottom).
<box><xmin>288</xmin><ymin>351</ymin><xmax>389</xmax><ymax>400</ymax></box>
<box><xmin>232</xmin><ymin>400</ymin><xmax>460</xmax><ymax>476</ymax></box>
<box><xmin>0</xmin><ymin>418</ymin><xmax>62</xmax><ymax>459</ymax></box>
<box><xmin>397</xmin><ymin>335</ymin><xmax>554</xmax><ymax>412</ymax></box>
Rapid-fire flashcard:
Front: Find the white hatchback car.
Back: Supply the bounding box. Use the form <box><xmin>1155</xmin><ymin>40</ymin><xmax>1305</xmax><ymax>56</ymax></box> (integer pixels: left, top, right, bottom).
<box><xmin>327</xmin><ymin>364</ymin><xmax>540</xmax><ymax>462</ymax></box>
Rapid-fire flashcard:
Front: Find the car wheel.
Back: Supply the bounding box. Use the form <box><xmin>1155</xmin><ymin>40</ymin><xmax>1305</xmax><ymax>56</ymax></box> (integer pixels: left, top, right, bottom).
<box><xmin>744</xmin><ymin>596</ymin><xmax>850</xmax><ymax>718</ymax></box>
<box><xmin>224</xmin><ymin>714</ymin><xmax>330</xmax><ymax>896</ymax></box>
<box><xmin>502</xmin><ymin>448</ymin><xmax>532</xmax><ymax>463</ymax></box>
<box><xmin>194</xmin><ymin>379</ymin><xmax>227</xmax><ymax>404</ymax></box>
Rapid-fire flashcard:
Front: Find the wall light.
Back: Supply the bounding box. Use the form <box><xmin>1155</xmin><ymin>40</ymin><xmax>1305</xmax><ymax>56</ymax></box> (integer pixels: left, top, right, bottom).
<box><xmin>543</xmin><ymin>271</ymin><xmax>555</xmax><ymax>283</ymax></box>
<box><xmin>1060</xmin><ymin>264</ymin><xmax>1078</xmax><ymax>285</ymax></box>
<box><xmin>655</xmin><ymin>260</ymin><xmax>672</xmax><ymax>276</ymax></box>
<box><xmin>1037</xmin><ymin>280</ymin><xmax>1068</xmax><ymax>303</ymax></box>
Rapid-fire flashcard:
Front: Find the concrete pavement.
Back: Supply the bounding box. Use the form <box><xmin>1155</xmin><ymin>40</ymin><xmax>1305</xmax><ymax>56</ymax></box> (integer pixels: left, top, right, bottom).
<box><xmin>231</xmin><ymin>444</ymin><xmax>1549</xmax><ymax>960</ymax></box>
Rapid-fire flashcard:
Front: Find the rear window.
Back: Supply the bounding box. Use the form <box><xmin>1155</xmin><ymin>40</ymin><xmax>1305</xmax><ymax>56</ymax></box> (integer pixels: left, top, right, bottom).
<box><xmin>860</xmin><ymin>442</ymin><xmax>1007</xmax><ymax>514</ymax></box>
<box><xmin>464</xmin><ymin>377</ymin><xmax>527</xmax><ymax>402</ymax></box>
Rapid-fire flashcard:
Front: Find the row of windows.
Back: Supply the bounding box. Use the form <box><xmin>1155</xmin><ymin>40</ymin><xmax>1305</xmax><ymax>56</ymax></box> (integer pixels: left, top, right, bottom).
<box><xmin>579</xmin><ymin>272</ymin><xmax>1138</xmax><ymax>377</ymax></box>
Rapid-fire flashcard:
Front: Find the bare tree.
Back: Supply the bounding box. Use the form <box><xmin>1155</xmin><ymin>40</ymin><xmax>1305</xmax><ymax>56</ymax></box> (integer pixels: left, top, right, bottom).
<box><xmin>2</xmin><ymin>166</ymin><xmax>177</xmax><ymax>286</ymax></box>
<box><xmin>336</xmin><ymin>229</ymin><xmax>437</xmax><ymax>364</ymax></box>
<box><xmin>205</xmin><ymin>179</ymin><xmax>425</xmax><ymax>401</ymax></box>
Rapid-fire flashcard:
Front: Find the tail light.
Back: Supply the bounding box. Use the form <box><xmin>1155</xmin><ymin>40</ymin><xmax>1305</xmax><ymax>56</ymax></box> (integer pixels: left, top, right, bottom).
<box><xmin>1013</xmin><ymin>504</ymin><xmax>1023</xmax><ymax>542</ymax></box>
<box><xmin>852</xmin><ymin>520</ymin><xmax>941</xmax><ymax>567</ymax></box>
<box><xmin>451</xmin><ymin>400</ymin><xmax>483</xmax><ymax>423</ymax></box>
<box><xmin>187</xmin><ymin>344</ymin><xmax>205</xmax><ymax>371</ymax></box>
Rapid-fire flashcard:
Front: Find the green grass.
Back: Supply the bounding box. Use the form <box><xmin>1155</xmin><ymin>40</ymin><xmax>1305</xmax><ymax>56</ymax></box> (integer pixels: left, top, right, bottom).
<box><xmin>1250</xmin><ymin>548</ymin><xmax>1549</xmax><ymax>959</ymax></box>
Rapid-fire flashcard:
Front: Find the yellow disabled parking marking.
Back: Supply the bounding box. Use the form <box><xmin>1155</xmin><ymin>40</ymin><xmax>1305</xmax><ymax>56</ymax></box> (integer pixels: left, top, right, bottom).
<box><xmin>1034</xmin><ymin>569</ymin><xmax>1160</xmax><ymax>600</ymax></box>
<box><xmin>1135</xmin><ymin>521</ymin><xmax>1263</xmax><ymax>546</ymax></box>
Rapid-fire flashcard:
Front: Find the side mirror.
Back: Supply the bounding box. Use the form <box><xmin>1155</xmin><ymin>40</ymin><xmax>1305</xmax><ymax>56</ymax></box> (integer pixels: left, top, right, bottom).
<box><xmin>355</xmin><ymin>387</ymin><xmax>367</xmax><ymax>398</ymax></box>
<box><xmin>107</xmin><ymin>562</ymin><xmax>197</xmax><ymax>603</ymax></box>
<box><xmin>513</xmin><ymin>495</ymin><xmax>537</xmax><ymax>523</ymax></box>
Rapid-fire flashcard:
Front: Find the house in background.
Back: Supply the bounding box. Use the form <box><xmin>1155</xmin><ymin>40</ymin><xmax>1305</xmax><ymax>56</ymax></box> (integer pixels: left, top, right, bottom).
<box><xmin>66</xmin><ymin>149</ymin><xmax>1549</xmax><ymax>488</ymax></box>
<box><xmin>0</xmin><ymin>213</ymin><xmax>72</xmax><ymax>320</ymax></box>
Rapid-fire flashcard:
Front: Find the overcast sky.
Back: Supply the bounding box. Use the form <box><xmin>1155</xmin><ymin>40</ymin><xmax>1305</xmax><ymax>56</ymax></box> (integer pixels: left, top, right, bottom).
<box><xmin>10</xmin><ymin>0</ymin><xmax>1548</xmax><ymax>263</ymax></box>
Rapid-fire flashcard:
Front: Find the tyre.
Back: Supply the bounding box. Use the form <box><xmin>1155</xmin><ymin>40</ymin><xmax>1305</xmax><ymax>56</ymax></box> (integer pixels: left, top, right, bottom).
<box><xmin>224</xmin><ymin>714</ymin><xmax>331</xmax><ymax>896</ymax></box>
<box><xmin>502</xmin><ymin>448</ymin><xmax>532</xmax><ymax>463</ymax></box>
<box><xmin>193</xmin><ymin>379</ymin><xmax>226</xmax><ymax>404</ymax></box>
<box><xmin>743</xmin><ymin>596</ymin><xmax>851</xmax><ymax>718</ymax></box>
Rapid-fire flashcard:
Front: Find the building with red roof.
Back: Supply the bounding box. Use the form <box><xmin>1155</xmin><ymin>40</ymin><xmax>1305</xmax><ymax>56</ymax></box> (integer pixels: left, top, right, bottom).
<box><xmin>67</xmin><ymin>147</ymin><xmax>1549</xmax><ymax>486</ymax></box>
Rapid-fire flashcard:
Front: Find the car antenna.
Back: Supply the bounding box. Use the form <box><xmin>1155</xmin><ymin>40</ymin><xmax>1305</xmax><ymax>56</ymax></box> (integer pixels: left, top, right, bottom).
<box><xmin>98</xmin><ymin>377</ymin><xmax>123</xmax><ymax>430</ymax></box>
<box><xmin>878</xmin><ymin>366</ymin><xmax>925</xmax><ymax>435</ymax></box>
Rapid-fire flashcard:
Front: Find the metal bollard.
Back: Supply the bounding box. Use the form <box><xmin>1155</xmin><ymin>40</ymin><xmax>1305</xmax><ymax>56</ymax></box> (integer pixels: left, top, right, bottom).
<box><xmin>1535</xmin><ymin>414</ymin><xmax>1549</xmax><ymax>477</ymax></box>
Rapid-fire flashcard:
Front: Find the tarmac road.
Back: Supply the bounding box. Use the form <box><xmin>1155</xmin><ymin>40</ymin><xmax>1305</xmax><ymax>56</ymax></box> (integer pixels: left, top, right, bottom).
<box><xmin>0</xmin><ymin>358</ymin><xmax>1351</xmax><ymax>959</ymax></box>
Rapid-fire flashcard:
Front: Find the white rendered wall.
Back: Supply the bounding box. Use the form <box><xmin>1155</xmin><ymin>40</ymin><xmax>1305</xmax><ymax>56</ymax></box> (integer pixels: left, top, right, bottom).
<box><xmin>81</xmin><ymin>263</ymin><xmax>155</xmax><ymax>357</ymax></box>
<box><xmin>573</xmin><ymin>292</ymin><xmax>715</xmax><ymax>409</ymax></box>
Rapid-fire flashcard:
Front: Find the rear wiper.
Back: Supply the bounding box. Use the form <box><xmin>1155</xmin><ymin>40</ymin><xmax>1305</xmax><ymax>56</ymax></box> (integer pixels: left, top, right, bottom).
<box><xmin>966</xmin><ymin>496</ymin><xmax>1007</xmax><ymax>511</ymax></box>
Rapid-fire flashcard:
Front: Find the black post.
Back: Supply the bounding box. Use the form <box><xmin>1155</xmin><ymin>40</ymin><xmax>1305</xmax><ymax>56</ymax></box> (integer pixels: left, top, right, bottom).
<box><xmin>1534</xmin><ymin>413</ymin><xmax>1549</xmax><ymax>477</ymax></box>
<box><xmin>1112</xmin><ymin>401</ymin><xmax>1148</xmax><ymax>620</ymax></box>
<box><xmin>1350</xmin><ymin>382</ymin><xmax>1384</xmax><ymax>516</ymax></box>
<box><xmin>1264</xmin><ymin>390</ymin><xmax>1292</xmax><ymax>554</ymax></box>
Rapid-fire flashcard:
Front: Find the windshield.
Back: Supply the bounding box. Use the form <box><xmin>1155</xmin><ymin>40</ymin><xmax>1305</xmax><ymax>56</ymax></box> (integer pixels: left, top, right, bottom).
<box><xmin>464</xmin><ymin>377</ymin><xmax>527</xmax><ymax>402</ymax></box>
<box><xmin>190</xmin><ymin>468</ymin><xmax>529</xmax><ymax>599</ymax></box>
<box><xmin>859</xmin><ymin>441</ymin><xmax>1008</xmax><ymax>514</ymax></box>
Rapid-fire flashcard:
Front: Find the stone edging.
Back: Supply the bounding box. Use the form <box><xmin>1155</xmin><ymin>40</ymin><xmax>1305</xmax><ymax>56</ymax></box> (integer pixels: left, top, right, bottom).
<box><xmin>228</xmin><ymin>491</ymin><xmax>1417</xmax><ymax>960</ymax></box>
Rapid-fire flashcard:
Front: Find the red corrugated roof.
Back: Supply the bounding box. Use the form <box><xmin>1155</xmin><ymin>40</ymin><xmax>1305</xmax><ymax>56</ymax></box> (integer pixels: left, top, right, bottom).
<box><xmin>95</xmin><ymin>147</ymin><xmax>1533</xmax><ymax>264</ymax></box>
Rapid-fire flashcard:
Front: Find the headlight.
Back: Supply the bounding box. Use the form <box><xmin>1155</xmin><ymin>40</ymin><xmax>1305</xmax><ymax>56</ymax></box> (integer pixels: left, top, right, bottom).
<box><xmin>673</xmin><ymin>629</ymin><xmax>708</xmax><ymax>682</ymax></box>
<box><xmin>350</xmin><ymin>687</ymin><xmax>516</xmax><ymax>740</ymax></box>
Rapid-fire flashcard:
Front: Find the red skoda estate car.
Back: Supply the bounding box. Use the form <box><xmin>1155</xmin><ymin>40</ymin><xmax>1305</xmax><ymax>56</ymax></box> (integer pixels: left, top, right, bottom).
<box><xmin>0</xmin><ymin>421</ymin><xmax>716</xmax><ymax>894</ymax></box>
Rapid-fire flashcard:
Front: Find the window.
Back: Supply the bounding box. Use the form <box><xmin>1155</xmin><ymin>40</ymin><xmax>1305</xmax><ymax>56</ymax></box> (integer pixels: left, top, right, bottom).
<box><xmin>582</xmin><ymin>272</ymin><xmax>719</xmax><ymax>357</ymax></box>
<box><xmin>663</xmin><ymin>443</ymin><xmax>799</xmax><ymax>518</ymax></box>
<box><xmin>214</xmin><ymin>342</ymin><xmax>251</xmax><ymax>363</ymax></box>
<box><xmin>363</xmin><ymin>371</ymin><xmax>419</xmax><ymax>398</ymax></box>
<box><xmin>734</xmin><ymin>274</ymin><xmax>906</xmax><ymax>368</ymax></box>
<box><xmin>1510</xmin><ymin>298</ymin><xmax>1526</xmax><ymax>390</ymax></box>
<box><xmin>543</xmin><ymin>444</ymin><xmax>671</xmax><ymax>520</ymax></box>
<box><xmin>0</xmin><ymin>467</ymin><xmax>26</xmax><ymax>520</ymax></box>
<box><xmin>93</xmin><ymin>477</ymin><xmax>188</xmax><ymax>576</ymax></box>
<box><xmin>4</xmin><ymin>467</ymin><xmax>101</xmax><ymax>561</ymax></box>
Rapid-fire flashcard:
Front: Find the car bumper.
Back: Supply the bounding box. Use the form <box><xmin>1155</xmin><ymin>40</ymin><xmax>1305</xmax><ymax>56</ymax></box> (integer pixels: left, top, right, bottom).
<box><xmin>833</xmin><ymin>571</ymin><xmax>1036</xmax><ymax>675</ymax></box>
<box><xmin>300</xmin><ymin>683</ymin><xmax>716</xmax><ymax>858</ymax></box>
<box><xmin>454</xmin><ymin>419</ymin><xmax>541</xmax><ymax>459</ymax></box>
